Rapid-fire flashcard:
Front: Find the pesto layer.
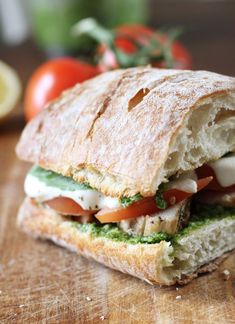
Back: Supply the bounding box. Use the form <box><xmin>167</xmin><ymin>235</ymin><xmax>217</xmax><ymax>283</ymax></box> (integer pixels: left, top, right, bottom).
<box><xmin>29</xmin><ymin>167</ymin><xmax>170</xmax><ymax>209</ymax></box>
<box><xmin>70</xmin><ymin>204</ymin><xmax>235</xmax><ymax>245</ymax></box>
<box><xmin>173</xmin><ymin>204</ymin><xmax>235</xmax><ymax>244</ymax></box>
<box><xmin>29</xmin><ymin>166</ymin><xmax>143</xmax><ymax>207</ymax></box>
<box><xmin>30</xmin><ymin>166</ymin><xmax>92</xmax><ymax>191</ymax></box>
<box><xmin>71</xmin><ymin>222</ymin><xmax>171</xmax><ymax>244</ymax></box>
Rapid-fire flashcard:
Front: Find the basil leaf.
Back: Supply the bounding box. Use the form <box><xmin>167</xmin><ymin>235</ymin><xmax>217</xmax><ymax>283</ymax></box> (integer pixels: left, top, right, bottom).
<box><xmin>29</xmin><ymin>166</ymin><xmax>92</xmax><ymax>191</ymax></box>
<box><xmin>155</xmin><ymin>192</ymin><xmax>168</xmax><ymax>210</ymax></box>
<box><xmin>120</xmin><ymin>193</ymin><xmax>142</xmax><ymax>207</ymax></box>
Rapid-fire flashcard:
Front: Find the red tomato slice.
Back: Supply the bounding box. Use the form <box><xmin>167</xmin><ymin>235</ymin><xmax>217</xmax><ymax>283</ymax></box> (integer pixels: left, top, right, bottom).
<box><xmin>196</xmin><ymin>165</ymin><xmax>235</xmax><ymax>192</ymax></box>
<box><xmin>45</xmin><ymin>197</ymin><xmax>96</xmax><ymax>216</ymax></box>
<box><xmin>95</xmin><ymin>177</ymin><xmax>212</xmax><ymax>223</ymax></box>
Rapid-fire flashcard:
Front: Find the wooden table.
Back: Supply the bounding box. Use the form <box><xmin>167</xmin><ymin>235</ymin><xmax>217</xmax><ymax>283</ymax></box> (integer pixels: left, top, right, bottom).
<box><xmin>0</xmin><ymin>41</ymin><xmax>235</xmax><ymax>323</ymax></box>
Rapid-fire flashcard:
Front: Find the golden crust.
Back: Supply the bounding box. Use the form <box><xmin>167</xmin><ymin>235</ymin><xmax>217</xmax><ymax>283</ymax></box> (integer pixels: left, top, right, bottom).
<box><xmin>16</xmin><ymin>67</ymin><xmax>235</xmax><ymax>197</ymax></box>
<box><xmin>18</xmin><ymin>197</ymin><xmax>174</xmax><ymax>285</ymax></box>
<box><xmin>17</xmin><ymin>197</ymin><xmax>234</xmax><ymax>286</ymax></box>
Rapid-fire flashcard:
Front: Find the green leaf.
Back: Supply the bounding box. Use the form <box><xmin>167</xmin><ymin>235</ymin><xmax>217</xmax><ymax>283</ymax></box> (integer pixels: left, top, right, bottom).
<box><xmin>166</xmin><ymin>27</ymin><xmax>184</xmax><ymax>42</ymax></box>
<box><xmin>155</xmin><ymin>192</ymin><xmax>168</xmax><ymax>210</ymax></box>
<box><xmin>71</xmin><ymin>18</ymin><xmax>114</xmax><ymax>45</ymax></box>
<box><xmin>114</xmin><ymin>48</ymin><xmax>136</xmax><ymax>67</ymax></box>
<box><xmin>120</xmin><ymin>193</ymin><xmax>142</xmax><ymax>207</ymax></box>
<box><xmin>29</xmin><ymin>166</ymin><xmax>92</xmax><ymax>191</ymax></box>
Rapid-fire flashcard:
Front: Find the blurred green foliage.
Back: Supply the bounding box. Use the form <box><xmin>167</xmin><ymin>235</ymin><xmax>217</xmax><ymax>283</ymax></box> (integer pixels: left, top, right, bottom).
<box><xmin>29</xmin><ymin>0</ymin><xmax>149</xmax><ymax>55</ymax></box>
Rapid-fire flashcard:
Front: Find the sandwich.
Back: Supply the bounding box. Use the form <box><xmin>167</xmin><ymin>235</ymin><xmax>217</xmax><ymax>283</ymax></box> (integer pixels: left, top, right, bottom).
<box><xmin>16</xmin><ymin>67</ymin><xmax>235</xmax><ymax>285</ymax></box>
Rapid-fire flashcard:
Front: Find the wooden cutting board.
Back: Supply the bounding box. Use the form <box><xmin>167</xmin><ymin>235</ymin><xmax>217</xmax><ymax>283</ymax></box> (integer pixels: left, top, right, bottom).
<box><xmin>0</xmin><ymin>118</ymin><xmax>235</xmax><ymax>324</ymax></box>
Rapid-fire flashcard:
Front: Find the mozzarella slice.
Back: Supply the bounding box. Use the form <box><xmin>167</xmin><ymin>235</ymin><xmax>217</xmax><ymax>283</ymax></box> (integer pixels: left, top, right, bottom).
<box><xmin>24</xmin><ymin>169</ymin><xmax>198</xmax><ymax>213</ymax></box>
<box><xmin>208</xmin><ymin>153</ymin><xmax>235</xmax><ymax>187</ymax></box>
<box><xmin>24</xmin><ymin>174</ymin><xmax>121</xmax><ymax>210</ymax></box>
<box><xmin>167</xmin><ymin>170</ymin><xmax>198</xmax><ymax>193</ymax></box>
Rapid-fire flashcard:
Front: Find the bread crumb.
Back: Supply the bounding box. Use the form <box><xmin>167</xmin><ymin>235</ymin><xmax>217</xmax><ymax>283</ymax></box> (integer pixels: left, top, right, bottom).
<box><xmin>86</xmin><ymin>296</ymin><xmax>92</xmax><ymax>301</ymax></box>
<box><xmin>100</xmin><ymin>315</ymin><xmax>105</xmax><ymax>320</ymax></box>
<box><xmin>8</xmin><ymin>259</ymin><xmax>16</xmax><ymax>266</ymax></box>
<box><xmin>19</xmin><ymin>305</ymin><xmax>26</xmax><ymax>308</ymax></box>
<box><xmin>175</xmin><ymin>295</ymin><xmax>182</xmax><ymax>300</ymax></box>
<box><xmin>175</xmin><ymin>287</ymin><xmax>179</xmax><ymax>291</ymax></box>
<box><xmin>222</xmin><ymin>269</ymin><xmax>231</xmax><ymax>280</ymax></box>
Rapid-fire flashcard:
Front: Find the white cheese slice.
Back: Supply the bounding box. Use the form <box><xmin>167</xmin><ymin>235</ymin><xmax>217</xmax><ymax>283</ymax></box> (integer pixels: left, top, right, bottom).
<box><xmin>167</xmin><ymin>170</ymin><xmax>198</xmax><ymax>193</ymax></box>
<box><xmin>208</xmin><ymin>153</ymin><xmax>235</xmax><ymax>187</ymax></box>
<box><xmin>24</xmin><ymin>169</ymin><xmax>199</xmax><ymax>212</ymax></box>
<box><xmin>24</xmin><ymin>174</ymin><xmax>121</xmax><ymax>210</ymax></box>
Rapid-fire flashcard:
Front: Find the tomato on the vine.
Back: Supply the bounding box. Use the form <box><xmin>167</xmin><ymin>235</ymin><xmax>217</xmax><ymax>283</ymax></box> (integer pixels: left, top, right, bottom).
<box><xmin>97</xmin><ymin>24</ymin><xmax>192</xmax><ymax>72</ymax></box>
<box><xmin>24</xmin><ymin>57</ymin><xmax>99</xmax><ymax>121</ymax></box>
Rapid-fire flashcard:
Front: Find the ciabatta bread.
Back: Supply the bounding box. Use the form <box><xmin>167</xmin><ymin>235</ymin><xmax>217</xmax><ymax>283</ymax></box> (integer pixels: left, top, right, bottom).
<box><xmin>16</xmin><ymin>67</ymin><xmax>235</xmax><ymax>198</ymax></box>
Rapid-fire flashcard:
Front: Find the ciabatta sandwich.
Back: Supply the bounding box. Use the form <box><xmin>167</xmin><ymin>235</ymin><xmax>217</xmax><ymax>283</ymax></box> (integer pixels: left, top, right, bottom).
<box><xmin>16</xmin><ymin>67</ymin><xmax>235</xmax><ymax>285</ymax></box>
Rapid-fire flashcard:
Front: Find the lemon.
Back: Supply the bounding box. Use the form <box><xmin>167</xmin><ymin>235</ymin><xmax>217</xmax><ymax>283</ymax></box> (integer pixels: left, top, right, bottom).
<box><xmin>0</xmin><ymin>60</ymin><xmax>22</xmax><ymax>120</ymax></box>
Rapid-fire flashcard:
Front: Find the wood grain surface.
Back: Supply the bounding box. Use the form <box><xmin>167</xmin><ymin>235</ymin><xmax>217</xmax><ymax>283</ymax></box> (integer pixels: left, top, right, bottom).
<box><xmin>1</xmin><ymin>38</ymin><xmax>235</xmax><ymax>323</ymax></box>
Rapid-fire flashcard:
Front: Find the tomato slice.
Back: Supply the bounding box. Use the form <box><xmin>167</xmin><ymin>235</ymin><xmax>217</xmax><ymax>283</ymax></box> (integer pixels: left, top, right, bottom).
<box><xmin>95</xmin><ymin>177</ymin><xmax>212</xmax><ymax>223</ymax></box>
<box><xmin>45</xmin><ymin>197</ymin><xmax>96</xmax><ymax>216</ymax></box>
<box><xmin>196</xmin><ymin>165</ymin><xmax>235</xmax><ymax>192</ymax></box>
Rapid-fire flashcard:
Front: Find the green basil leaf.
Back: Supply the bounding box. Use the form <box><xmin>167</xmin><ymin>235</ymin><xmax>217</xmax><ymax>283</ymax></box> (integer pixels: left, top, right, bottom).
<box><xmin>120</xmin><ymin>193</ymin><xmax>142</xmax><ymax>207</ymax></box>
<box><xmin>29</xmin><ymin>166</ymin><xmax>92</xmax><ymax>191</ymax></box>
<box><xmin>155</xmin><ymin>193</ymin><xmax>168</xmax><ymax>210</ymax></box>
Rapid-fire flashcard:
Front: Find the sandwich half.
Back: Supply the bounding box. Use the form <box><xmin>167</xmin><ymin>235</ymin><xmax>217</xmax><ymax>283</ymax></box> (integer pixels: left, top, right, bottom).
<box><xmin>16</xmin><ymin>67</ymin><xmax>235</xmax><ymax>285</ymax></box>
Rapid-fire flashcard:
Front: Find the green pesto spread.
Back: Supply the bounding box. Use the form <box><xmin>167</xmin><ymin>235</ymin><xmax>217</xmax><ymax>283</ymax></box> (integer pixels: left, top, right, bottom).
<box><xmin>29</xmin><ymin>166</ymin><xmax>165</xmax><ymax>208</ymax></box>
<box><xmin>71</xmin><ymin>222</ymin><xmax>170</xmax><ymax>244</ymax></box>
<box><xmin>172</xmin><ymin>204</ymin><xmax>235</xmax><ymax>244</ymax></box>
<box><xmin>29</xmin><ymin>166</ymin><xmax>146</xmax><ymax>207</ymax></box>
<box><xmin>120</xmin><ymin>193</ymin><xmax>142</xmax><ymax>207</ymax></box>
<box><xmin>69</xmin><ymin>204</ymin><xmax>235</xmax><ymax>245</ymax></box>
<box><xmin>29</xmin><ymin>166</ymin><xmax>91</xmax><ymax>191</ymax></box>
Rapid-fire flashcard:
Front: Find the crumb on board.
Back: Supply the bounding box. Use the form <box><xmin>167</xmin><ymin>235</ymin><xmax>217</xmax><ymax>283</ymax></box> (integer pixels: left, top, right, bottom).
<box><xmin>175</xmin><ymin>295</ymin><xmax>182</xmax><ymax>300</ymax></box>
<box><xmin>100</xmin><ymin>315</ymin><xmax>105</xmax><ymax>320</ymax></box>
<box><xmin>8</xmin><ymin>259</ymin><xmax>16</xmax><ymax>266</ymax></box>
<box><xmin>175</xmin><ymin>287</ymin><xmax>179</xmax><ymax>291</ymax></box>
<box><xmin>86</xmin><ymin>296</ymin><xmax>92</xmax><ymax>301</ymax></box>
<box><xmin>222</xmin><ymin>269</ymin><xmax>231</xmax><ymax>280</ymax></box>
<box><xmin>19</xmin><ymin>305</ymin><xmax>26</xmax><ymax>308</ymax></box>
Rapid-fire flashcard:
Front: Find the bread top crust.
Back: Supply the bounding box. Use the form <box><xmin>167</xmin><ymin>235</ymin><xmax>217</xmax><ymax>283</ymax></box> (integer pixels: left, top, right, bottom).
<box><xmin>16</xmin><ymin>67</ymin><xmax>235</xmax><ymax>197</ymax></box>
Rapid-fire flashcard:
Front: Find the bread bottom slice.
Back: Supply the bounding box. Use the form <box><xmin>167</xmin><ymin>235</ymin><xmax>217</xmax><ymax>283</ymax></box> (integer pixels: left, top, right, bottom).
<box><xmin>17</xmin><ymin>197</ymin><xmax>235</xmax><ymax>286</ymax></box>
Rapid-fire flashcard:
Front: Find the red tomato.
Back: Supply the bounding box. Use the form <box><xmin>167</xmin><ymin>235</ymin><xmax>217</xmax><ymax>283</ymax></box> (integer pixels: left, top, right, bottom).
<box><xmin>45</xmin><ymin>197</ymin><xmax>96</xmax><ymax>216</ymax></box>
<box><xmin>96</xmin><ymin>198</ymin><xmax>161</xmax><ymax>223</ymax></box>
<box><xmin>24</xmin><ymin>57</ymin><xmax>99</xmax><ymax>121</ymax></box>
<box><xmin>171</xmin><ymin>41</ymin><xmax>192</xmax><ymax>70</ymax></box>
<box><xmin>115</xmin><ymin>24</ymin><xmax>155</xmax><ymax>54</ymax></box>
<box><xmin>196</xmin><ymin>165</ymin><xmax>235</xmax><ymax>192</ymax></box>
<box><xmin>95</xmin><ymin>177</ymin><xmax>212</xmax><ymax>223</ymax></box>
<box><xmin>97</xmin><ymin>24</ymin><xmax>192</xmax><ymax>72</ymax></box>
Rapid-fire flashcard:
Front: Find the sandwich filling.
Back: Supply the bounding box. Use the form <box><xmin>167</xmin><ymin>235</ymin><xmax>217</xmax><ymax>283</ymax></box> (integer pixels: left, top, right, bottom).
<box><xmin>24</xmin><ymin>153</ymin><xmax>235</xmax><ymax>240</ymax></box>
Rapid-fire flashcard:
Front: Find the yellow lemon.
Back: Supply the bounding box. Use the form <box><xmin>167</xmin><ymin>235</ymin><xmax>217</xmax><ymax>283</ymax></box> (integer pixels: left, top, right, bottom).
<box><xmin>0</xmin><ymin>60</ymin><xmax>22</xmax><ymax>121</ymax></box>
